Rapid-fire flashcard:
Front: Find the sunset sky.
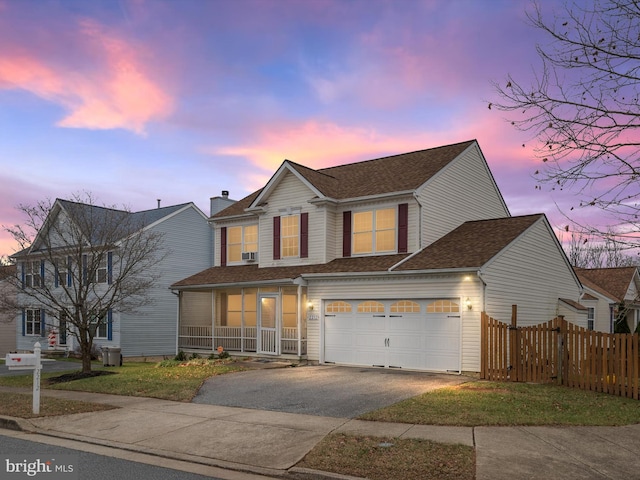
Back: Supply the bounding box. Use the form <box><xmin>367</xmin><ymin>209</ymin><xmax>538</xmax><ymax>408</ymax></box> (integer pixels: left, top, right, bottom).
<box><xmin>0</xmin><ymin>0</ymin><xmax>605</xmax><ymax>257</ymax></box>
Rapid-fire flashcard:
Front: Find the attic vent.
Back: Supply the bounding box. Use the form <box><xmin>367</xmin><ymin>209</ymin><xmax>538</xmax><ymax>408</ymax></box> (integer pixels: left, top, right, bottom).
<box><xmin>242</xmin><ymin>252</ymin><xmax>257</xmax><ymax>262</ymax></box>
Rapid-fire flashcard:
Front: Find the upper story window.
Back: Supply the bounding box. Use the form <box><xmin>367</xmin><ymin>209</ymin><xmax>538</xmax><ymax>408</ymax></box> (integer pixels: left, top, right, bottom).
<box><xmin>281</xmin><ymin>215</ymin><xmax>299</xmax><ymax>258</ymax></box>
<box><xmin>227</xmin><ymin>225</ymin><xmax>258</xmax><ymax>263</ymax></box>
<box><xmin>272</xmin><ymin>212</ymin><xmax>308</xmax><ymax>261</ymax></box>
<box><xmin>96</xmin><ymin>257</ymin><xmax>108</xmax><ymax>284</ymax></box>
<box><xmin>25</xmin><ymin>261</ymin><xmax>42</xmax><ymax>288</ymax></box>
<box><xmin>353</xmin><ymin>208</ymin><xmax>396</xmax><ymax>255</ymax></box>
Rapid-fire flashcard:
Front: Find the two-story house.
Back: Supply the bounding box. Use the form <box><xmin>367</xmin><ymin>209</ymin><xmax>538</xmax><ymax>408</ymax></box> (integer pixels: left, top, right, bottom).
<box><xmin>576</xmin><ymin>267</ymin><xmax>640</xmax><ymax>333</ymax></box>
<box><xmin>172</xmin><ymin>140</ymin><xmax>584</xmax><ymax>373</ymax></box>
<box><xmin>11</xmin><ymin>199</ymin><xmax>214</xmax><ymax>358</ymax></box>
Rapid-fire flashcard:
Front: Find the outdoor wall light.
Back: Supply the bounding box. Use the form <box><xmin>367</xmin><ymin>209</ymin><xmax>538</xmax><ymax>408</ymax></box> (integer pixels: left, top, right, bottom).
<box><xmin>465</xmin><ymin>298</ymin><xmax>472</xmax><ymax>310</ymax></box>
<box><xmin>307</xmin><ymin>301</ymin><xmax>314</xmax><ymax>311</ymax></box>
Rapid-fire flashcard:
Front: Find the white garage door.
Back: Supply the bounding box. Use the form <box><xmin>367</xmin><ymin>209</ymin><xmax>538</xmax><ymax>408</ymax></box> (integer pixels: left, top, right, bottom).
<box><xmin>324</xmin><ymin>299</ymin><xmax>461</xmax><ymax>372</ymax></box>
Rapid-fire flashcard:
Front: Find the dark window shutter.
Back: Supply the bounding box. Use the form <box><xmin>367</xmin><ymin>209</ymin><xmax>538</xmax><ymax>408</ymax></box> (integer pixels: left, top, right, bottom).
<box><xmin>273</xmin><ymin>216</ymin><xmax>281</xmax><ymax>260</ymax></box>
<box><xmin>220</xmin><ymin>227</ymin><xmax>227</xmax><ymax>267</ymax></box>
<box><xmin>20</xmin><ymin>262</ymin><xmax>25</xmax><ymax>289</ymax></box>
<box><xmin>398</xmin><ymin>203</ymin><xmax>409</xmax><ymax>253</ymax></box>
<box><xmin>82</xmin><ymin>254</ymin><xmax>88</xmax><ymax>284</ymax></box>
<box><xmin>107</xmin><ymin>251</ymin><xmax>113</xmax><ymax>284</ymax></box>
<box><xmin>107</xmin><ymin>310</ymin><xmax>113</xmax><ymax>341</ymax></box>
<box><xmin>40</xmin><ymin>260</ymin><xmax>45</xmax><ymax>284</ymax></box>
<box><xmin>21</xmin><ymin>309</ymin><xmax>25</xmax><ymax>336</ymax></box>
<box><xmin>67</xmin><ymin>256</ymin><xmax>72</xmax><ymax>287</ymax></box>
<box><xmin>300</xmin><ymin>212</ymin><xmax>309</xmax><ymax>258</ymax></box>
<box><xmin>342</xmin><ymin>211</ymin><xmax>352</xmax><ymax>257</ymax></box>
<box><xmin>40</xmin><ymin>309</ymin><xmax>46</xmax><ymax>337</ymax></box>
<box><xmin>54</xmin><ymin>261</ymin><xmax>59</xmax><ymax>288</ymax></box>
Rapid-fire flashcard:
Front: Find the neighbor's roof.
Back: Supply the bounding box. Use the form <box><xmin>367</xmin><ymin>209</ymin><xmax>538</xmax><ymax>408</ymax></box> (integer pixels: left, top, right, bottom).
<box><xmin>0</xmin><ymin>265</ymin><xmax>16</xmax><ymax>281</ymax></box>
<box><xmin>172</xmin><ymin>214</ymin><xmax>542</xmax><ymax>289</ymax></box>
<box><xmin>12</xmin><ymin>200</ymin><xmax>193</xmax><ymax>258</ymax></box>
<box><xmin>214</xmin><ymin>140</ymin><xmax>477</xmax><ymax>218</ymax></box>
<box><xmin>575</xmin><ymin>267</ymin><xmax>639</xmax><ymax>302</ymax></box>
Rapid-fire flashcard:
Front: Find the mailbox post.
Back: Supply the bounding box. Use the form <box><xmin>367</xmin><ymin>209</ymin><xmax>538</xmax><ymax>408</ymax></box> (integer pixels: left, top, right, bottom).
<box><xmin>5</xmin><ymin>342</ymin><xmax>42</xmax><ymax>414</ymax></box>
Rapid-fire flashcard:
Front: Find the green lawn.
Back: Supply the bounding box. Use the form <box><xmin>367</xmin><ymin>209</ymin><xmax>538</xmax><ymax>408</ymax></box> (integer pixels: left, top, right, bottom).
<box><xmin>359</xmin><ymin>380</ymin><xmax>640</xmax><ymax>426</ymax></box>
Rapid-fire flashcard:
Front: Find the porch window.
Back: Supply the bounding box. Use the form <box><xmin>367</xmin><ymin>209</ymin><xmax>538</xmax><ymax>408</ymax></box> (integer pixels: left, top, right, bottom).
<box><xmin>227</xmin><ymin>225</ymin><xmax>258</xmax><ymax>263</ymax></box>
<box><xmin>353</xmin><ymin>208</ymin><xmax>396</xmax><ymax>255</ymax></box>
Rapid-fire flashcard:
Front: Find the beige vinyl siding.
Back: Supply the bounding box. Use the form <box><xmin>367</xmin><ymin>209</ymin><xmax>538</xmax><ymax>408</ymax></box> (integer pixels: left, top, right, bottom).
<box><xmin>306</xmin><ymin>273</ymin><xmax>483</xmax><ymax>371</ymax></box>
<box><xmin>481</xmin><ymin>218</ymin><xmax>584</xmax><ymax>329</ymax></box>
<box><xmin>419</xmin><ymin>145</ymin><xmax>509</xmax><ymax>247</ymax></box>
<box><xmin>333</xmin><ymin>197</ymin><xmax>418</xmax><ymax>259</ymax></box>
<box><xmin>261</xmin><ymin>172</ymin><xmax>322</xmax><ymax>267</ymax></box>
<box><xmin>592</xmin><ymin>296</ymin><xmax>613</xmax><ymax>333</ymax></box>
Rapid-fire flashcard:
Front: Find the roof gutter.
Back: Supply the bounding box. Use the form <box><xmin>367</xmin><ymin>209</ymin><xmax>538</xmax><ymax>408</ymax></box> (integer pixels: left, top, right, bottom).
<box><xmin>171</xmin><ymin>277</ymin><xmax>300</xmax><ymax>291</ymax></box>
<box><xmin>301</xmin><ymin>267</ymin><xmax>479</xmax><ymax>280</ymax></box>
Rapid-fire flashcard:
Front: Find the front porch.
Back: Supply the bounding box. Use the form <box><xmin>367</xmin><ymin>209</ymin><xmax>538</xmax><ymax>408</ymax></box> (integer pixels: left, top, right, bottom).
<box><xmin>177</xmin><ymin>286</ymin><xmax>308</xmax><ymax>358</ymax></box>
<box><xmin>178</xmin><ymin>325</ymin><xmax>307</xmax><ymax>355</ymax></box>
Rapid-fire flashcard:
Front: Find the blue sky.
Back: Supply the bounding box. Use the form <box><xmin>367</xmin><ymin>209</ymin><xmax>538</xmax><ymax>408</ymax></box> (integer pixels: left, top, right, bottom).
<box><xmin>0</xmin><ymin>0</ymin><xmax>601</xmax><ymax>257</ymax></box>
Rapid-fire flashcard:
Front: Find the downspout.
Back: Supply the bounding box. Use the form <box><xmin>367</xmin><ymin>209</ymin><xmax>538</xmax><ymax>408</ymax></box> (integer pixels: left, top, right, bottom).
<box><xmin>413</xmin><ymin>192</ymin><xmax>424</xmax><ymax>249</ymax></box>
<box><xmin>171</xmin><ymin>290</ymin><xmax>180</xmax><ymax>355</ymax></box>
<box><xmin>477</xmin><ymin>270</ymin><xmax>487</xmax><ymax>312</ymax></box>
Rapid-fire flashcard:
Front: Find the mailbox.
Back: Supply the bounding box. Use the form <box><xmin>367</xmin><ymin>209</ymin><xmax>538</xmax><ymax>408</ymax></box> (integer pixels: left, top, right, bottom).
<box><xmin>5</xmin><ymin>353</ymin><xmax>38</xmax><ymax>370</ymax></box>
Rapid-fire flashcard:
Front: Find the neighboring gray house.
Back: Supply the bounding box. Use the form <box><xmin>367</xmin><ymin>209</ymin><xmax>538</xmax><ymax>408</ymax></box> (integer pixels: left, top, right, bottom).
<box><xmin>173</xmin><ymin>140</ymin><xmax>585</xmax><ymax>373</ymax></box>
<box><xmin>12</xmin><ymin>198</ymin><xmax>217</xmax><ymax>358</ymax></box>
<box><xmin>0</xmin><ymin>265</ymin><xmax>17</xmax><ymax>356</ymax></box>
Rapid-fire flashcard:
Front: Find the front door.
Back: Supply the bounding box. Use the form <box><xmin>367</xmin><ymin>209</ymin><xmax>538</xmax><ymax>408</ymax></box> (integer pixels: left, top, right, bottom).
<box><xmin>258</xmin><ymin>295</ymin><xmax>279</xmax><ymax>354</ymax></box>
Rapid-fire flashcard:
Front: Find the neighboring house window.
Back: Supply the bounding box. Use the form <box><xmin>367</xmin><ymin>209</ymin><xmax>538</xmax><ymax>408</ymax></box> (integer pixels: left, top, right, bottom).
<box><xmin>353</xmin><ymin>208</ymin><xmax>396</xmax><ymax>255</ymax></box>
<box><xmin>25</xmin><ymin>261</ymin><xmax>42</xmax><ymax>288</ymax></box>
<box><xmin>227</xmin><ymin>225</ymin><xmax>258</xmax><ymax>263</ymax></box>
<box><xmin>587</xmin><ymin>307</ymin><xmax>595</xmax><ymax>330</ymax></box>
<box><xmin>281</xmin><ymin>215</ymin><xmax>300</xmax><ymax>258</ymax></box>
<box><xmin>58</xmin><ymin>312</ymin><xmax>68</xmax><ymax>345</ymax></box>
<box><xmin>55</xmin><ymin>257</ymin><xmax>71</xmax><ymax>288</ymax></box>
<box><xmin>91</xmin><ymin>313</ymin><xmax>108</xmax><ymax>339</ymax></box>
<box><xmin>96</xmin><ymin>257</ymin><xmax>108</xmax><ymax>284</ymax></box>
<box><xmin>25</xmin><ymin>309</ymin><xmax>42</xmax><ymax>336</ymax></box>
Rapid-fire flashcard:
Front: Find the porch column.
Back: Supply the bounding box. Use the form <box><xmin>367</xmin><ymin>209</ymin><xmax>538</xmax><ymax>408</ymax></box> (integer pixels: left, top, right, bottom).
<box><xmin>297</xmin><ymin>283</ymin><xmax>302</xmax><ymax>357</ymax></box>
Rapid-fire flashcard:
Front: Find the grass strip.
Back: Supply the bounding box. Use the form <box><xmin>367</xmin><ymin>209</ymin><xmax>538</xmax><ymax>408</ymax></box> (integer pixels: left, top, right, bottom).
<box><xmin>0</xmin><ymin>392</ymin><xmax>115</xmax><ymax>418</ymax></box>
<box><xmin>297</xmin><ymin>433</ymin><xmax>474</xmax><ymax>480</ymax></box>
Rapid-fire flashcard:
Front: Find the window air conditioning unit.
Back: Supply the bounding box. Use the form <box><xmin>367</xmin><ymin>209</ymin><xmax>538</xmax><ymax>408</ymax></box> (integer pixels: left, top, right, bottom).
<box><xmin>242</xmin><ymin>251</ymin><xmax>257</xmax><ymax>262</ymax></box>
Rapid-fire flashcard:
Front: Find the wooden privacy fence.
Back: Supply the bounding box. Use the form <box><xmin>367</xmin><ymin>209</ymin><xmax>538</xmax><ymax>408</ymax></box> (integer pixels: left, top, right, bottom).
<box><xmin>481</xmin><ymin>307</ymin><xmax>640</xmax><ymax>400</ymax></box>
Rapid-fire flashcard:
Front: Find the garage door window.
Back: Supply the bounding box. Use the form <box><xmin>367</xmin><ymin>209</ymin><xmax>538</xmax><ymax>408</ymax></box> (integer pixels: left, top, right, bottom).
<box><xmin>426</xmin><ymin>300</ymin><xmax>459</xmax><ymax>313</ymax></box>
<box><xmin>357</xmin><ymin>301</ymin><xmax>385</xmax><ymax>313</ymax></box>
<box><xmin>391</xmin><ymin>300</ymin><xmax>420</xmax><ymax>313</ymax></box>
<box><xmin>326</xmin><ymin>301</ymin><xmax>352</xmax><ymax>313</ymax></box>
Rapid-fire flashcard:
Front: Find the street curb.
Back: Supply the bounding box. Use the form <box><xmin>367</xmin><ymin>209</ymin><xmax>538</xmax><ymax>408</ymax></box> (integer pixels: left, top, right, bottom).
<box><xmin>0</xmin><ymin>415</ymin><xmax>34</xmax><ymax>432</ymax></box>
<box><xmin>287</xmin><ymin>467</ymin><xmax>367</xmax><ymax>480</ymax></box>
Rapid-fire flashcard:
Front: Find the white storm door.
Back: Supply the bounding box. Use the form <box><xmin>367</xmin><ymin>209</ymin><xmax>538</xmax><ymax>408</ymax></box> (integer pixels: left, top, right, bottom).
<box><xmin>258</xmin><ymin>295</ymin><xmax>279</xmax><ymax>354</ymax></box>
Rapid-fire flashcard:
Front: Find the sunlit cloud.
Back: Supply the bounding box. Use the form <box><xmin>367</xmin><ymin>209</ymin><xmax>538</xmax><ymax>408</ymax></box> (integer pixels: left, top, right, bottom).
<box><xmin>0</xmin><ymin>19</ymin><xmax>173</xmax><ymax>134</ymax></box>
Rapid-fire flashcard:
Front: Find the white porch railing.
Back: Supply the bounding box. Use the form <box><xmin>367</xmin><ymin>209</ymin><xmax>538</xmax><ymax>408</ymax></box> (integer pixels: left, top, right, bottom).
<box><xmin>179</xmin><ymin>325</ymin><xmax>306</xmax><ymax>355</ymax></box>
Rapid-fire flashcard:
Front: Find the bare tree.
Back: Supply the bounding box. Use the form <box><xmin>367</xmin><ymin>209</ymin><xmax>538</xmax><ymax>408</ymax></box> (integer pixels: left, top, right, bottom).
<box><xmin>563</xmin><ymin>230</ymin><xmax>638</xmax><ymax>267</ymax></box>
<box><xmin>492</xmin><ymin>0</ymin><xmax>640</xmax><ymax>241</ymax></box>
<box><xmin>0</xmin><ymin>194</ymin><xmax>166</xmax><ymax>374</ymax></box>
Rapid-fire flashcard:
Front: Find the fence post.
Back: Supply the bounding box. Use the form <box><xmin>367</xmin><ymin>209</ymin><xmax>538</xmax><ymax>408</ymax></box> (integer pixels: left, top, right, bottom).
<box><xmin>509</xmin><ymin>305</ymin><xmax>518</xmax><ymax>381</ymax></box>
<box><xmin>557</xmin><ymin>316</ymin><xmax>565</xmax><ymax>386</ymax></box>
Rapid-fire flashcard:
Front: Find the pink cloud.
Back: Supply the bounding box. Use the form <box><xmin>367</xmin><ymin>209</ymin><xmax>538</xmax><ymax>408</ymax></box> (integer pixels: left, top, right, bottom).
<box><xmin>0</xmin><ymin>19</ymin><xmax>173</xmax><ymax>134</ymax></box>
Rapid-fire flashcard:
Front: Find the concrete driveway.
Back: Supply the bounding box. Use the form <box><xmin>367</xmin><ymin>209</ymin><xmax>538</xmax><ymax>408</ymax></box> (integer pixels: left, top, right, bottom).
<box><xmin>193</xmin><ymin>364</ymin><xmax>469</xmax><ymax>418</ymax></box>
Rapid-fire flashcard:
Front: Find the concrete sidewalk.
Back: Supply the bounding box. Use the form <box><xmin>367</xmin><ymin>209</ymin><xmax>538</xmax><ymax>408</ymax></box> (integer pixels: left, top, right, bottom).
<box><xmin>1</xmin><ymin>387</ymin><xmax>639</xmax><ymax>479</ymax></box>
